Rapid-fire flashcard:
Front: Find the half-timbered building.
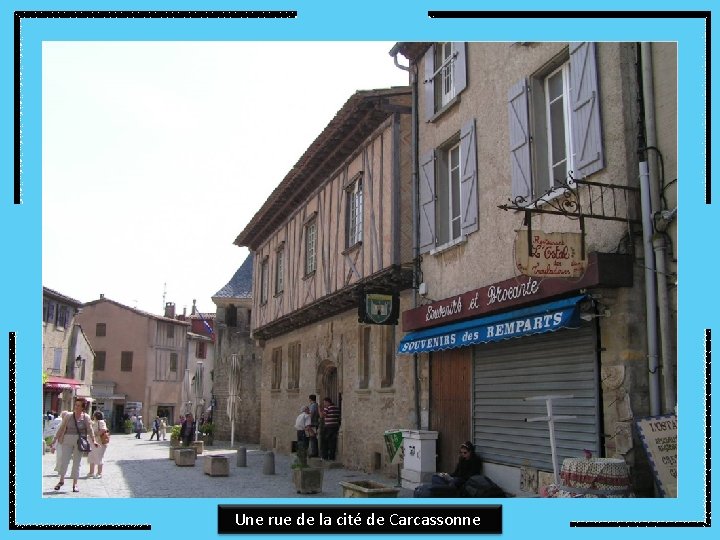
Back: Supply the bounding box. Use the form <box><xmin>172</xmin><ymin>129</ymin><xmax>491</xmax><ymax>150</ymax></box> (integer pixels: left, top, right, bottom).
<box><xmin>235</xmin><ymin>87</ymin><xmax>415</xmax><ymax>472</ymax></box>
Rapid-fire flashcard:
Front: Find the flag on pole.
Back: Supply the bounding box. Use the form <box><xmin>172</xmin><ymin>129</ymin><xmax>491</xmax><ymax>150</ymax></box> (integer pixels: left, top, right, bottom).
<box><xmin>197</xmin><ymin>311</ymin><xmax>215</xmax><ymax>337</ymax></box>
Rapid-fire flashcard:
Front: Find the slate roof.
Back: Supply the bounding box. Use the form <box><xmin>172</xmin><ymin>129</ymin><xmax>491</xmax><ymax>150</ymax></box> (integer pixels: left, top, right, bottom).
<box><xmin>213</xmin><ymin>253</ymin><xmax>253</xmax><ymax>300</ymax></box>
<box><xmin>43</xmin><ymin>287</ymin><xmax>83</xmax><ymax>307</ymax></box>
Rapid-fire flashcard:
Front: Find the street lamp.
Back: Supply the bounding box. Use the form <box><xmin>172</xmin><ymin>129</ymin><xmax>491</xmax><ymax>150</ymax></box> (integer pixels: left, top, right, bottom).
<box><xmin>74</xmin><ymin>355</ymin><xmax>85</xmax><ymax>381</ymax></box>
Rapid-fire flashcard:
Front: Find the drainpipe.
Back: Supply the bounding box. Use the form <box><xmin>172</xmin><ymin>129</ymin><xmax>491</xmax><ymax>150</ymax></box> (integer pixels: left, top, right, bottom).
<box><xmin>642</xmin><ymin>43</ymin><xmax>677</xmax><ymax>413</ymax></box>
<box><xmin>639</xmin><ymin>161</ymin><xmax>661</xmax><ymax>416</ymax></box>
<box><xmin>392</xmin><ymin>48</ymin><xmax>421</xmax><ymax>430</ymax></box>
<box><xmin>640</xmin><ymin>42</ymin><xmax>676</xmax><ymax>414</ymax></box>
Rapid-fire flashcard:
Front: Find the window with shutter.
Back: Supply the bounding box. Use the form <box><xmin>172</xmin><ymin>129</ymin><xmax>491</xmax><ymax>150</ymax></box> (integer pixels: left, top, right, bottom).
<box><xmin>260</xmin><ymin>257</ymin><xmax>269</xmax><ymax>304</ymax></box>
<box><xmin>121</xmin><ymin>351</ymin><xmax>133</xmax><ymax>372</ymax></box>
<box><xmin>304</xmin><ymin>218</ymin><xmax>317</xmax><ymax>275</ymax></box>
<box><xmin>345</xmin><ymin>174</ymin><xmax>363</xmax><ymax>248</ymax></box>
<box><xmin>275</xmin><ymin>245</ymin><xmax>285</xmax><ymax>295</ymax></box>
<box><xmin>509</xmin><ymin>42</ymin><xmax>604</xmax><ymax>205</ymax></box>
<box><xmin>459</xmin><ymin>118</ymin><xmax>479</xmax><ymax>236</ymax></box>
<box><xmin>358</xmin><ymin>327</ymin><xmax>371</xmax><ymax>389</ymax></box>
<box><xmin>418</xmin><ymin>150</ymin><xmax>436</xmax><ymax>254</ymax></box>
<box><xmin>94</xmin><ymin>351</ymin><xmax>106</xmax><ymax>371</ymax></box>
<box><xmin>287</xmin><ymin>342</ymin><xmax>300</xmax><ymax>390</ymax></box>
<box><xmin>271</xmin><ymin>347</ymin><xmax>283</xmax><ymax>390</ymax></box>
<box><xmin>429</xmin><ymin>119</ymin><xmax>479</xmax><ymax>252</ymax></box>
<box><xmin>423</xmin><ymin>42</ymin><xmax>468</xmax><ymax>122</ymax></box>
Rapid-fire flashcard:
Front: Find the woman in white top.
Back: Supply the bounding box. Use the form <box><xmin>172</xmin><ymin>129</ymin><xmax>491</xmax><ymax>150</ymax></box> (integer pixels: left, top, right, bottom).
<box><xmin>87</xmin><ymin>410</ymin><xmax>108</xmax><ymax>478</ymax></box>
<box><xmin>53</xmin><ymin>399</ymin><xmax>97</xmax><ymax>493</ymax></box>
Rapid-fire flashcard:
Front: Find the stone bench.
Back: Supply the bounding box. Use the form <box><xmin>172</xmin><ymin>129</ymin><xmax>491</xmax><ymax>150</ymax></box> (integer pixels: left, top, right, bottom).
<box><xmin>203</xmin><ymin>455</ymin><xmax>229</xmax><ymax>477</ymax></box>
<box><xmin>175</xmin><ymin>448</ymin><xmax>196</xmax><ymax>466</ymax></box>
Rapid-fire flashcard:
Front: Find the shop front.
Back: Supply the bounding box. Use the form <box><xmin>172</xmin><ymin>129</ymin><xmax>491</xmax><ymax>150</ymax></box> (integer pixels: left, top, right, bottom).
<box><xmin>397</xmin><ymin>253</ymin><xmax>635</xmax><ymax>495</ymax></box>
<box><xmin>43</xmin><ymin>376</ymin><xmax>82</xmax><ymax>415</ymax></box>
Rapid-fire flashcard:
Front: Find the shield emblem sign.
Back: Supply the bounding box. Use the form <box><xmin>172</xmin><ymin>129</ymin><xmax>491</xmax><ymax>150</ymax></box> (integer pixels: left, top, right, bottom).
<box><xmin>366</xmin><ymin>293</ymin><xmax>393</xmax><ymax>324</ymax></box>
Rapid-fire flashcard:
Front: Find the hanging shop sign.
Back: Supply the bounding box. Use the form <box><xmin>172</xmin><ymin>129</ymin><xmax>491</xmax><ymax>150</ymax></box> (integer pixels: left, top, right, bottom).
<box><xmin>358</xmin><ymin>289</ymin><xmax>399</xmax><ymax>325</ymax></box>
<box><xmin>635</xmin><ymin>414</ymin><xmax>677</xmax><ymax>497</ymax></box>
<box><xmin>402</xmin><ymin>252</ymin><xmax>632</xmax><ymax>332</ymax></box>
<box><xmin>515</xmin><ymin>231</ymin><xmax>587</xmax><ymax>278</ymax></box>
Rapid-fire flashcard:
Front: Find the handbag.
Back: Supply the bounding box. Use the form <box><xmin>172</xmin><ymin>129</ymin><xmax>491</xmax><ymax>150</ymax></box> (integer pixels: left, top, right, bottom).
<box><xmin>98</xmin><ymin>421</ymin><xmax>110</xmax><ymax>444</ymax></box>
<box><xmin>73</xmin><ymin>413</ymin><xmax>92</xmax><ymax>453</ymax></box>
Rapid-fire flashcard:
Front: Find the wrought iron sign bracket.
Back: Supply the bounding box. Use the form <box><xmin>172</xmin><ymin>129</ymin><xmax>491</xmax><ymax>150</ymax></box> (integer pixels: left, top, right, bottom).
<box><xmin>498</xmin><ymin>177</ymin><xmax>642</xmax><ymax>260</ymax></box>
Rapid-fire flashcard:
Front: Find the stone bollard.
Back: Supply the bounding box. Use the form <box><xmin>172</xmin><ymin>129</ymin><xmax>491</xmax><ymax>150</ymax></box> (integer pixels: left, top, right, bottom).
<box><xmin>236</xmin><ymin>447</ymin><xmax>247</xmax><ymax>467</ymax></box>
<box><xmin>263</xmin><ymin>451</ymin><xmax>275</xmax><ymax>475</ymax></box>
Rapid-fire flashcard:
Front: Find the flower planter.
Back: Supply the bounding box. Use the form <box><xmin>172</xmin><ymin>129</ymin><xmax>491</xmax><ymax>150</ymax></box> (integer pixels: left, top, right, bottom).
<box><xmin>293</xmin><ymin>468</ymin><xmax>324</xmax><ymax>494</ymax></box>
<box><xmin>339</xmin><ymin>480</ymin><xmax>400</xmax><ymax>498</ymax></box>
<box><xmin>201</xmin><ymin>433</ymin><xmax>214</xmax><ymax>446</ymax></box>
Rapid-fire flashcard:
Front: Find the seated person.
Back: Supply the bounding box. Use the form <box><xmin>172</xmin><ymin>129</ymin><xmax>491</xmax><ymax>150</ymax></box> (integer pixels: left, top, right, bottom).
<box><xmin>433</xmin><ymin>441</ymin><xmax>483</xmax><ymax>490</ymax></box>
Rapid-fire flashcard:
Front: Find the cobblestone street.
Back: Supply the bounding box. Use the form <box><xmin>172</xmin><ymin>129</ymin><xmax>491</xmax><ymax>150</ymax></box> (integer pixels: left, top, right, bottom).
<box><xmin>42</xmin><ymin>432</ymin><xmax>412</xmax><ymax>498</ymax></box>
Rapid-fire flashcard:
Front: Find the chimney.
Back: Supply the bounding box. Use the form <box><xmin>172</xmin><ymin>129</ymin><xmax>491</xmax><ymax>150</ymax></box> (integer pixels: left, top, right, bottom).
<box><xmin>164</xmin><ymin>302</ymin><xmax>176</xmax><ymax>319</ymax></box>
<box><xmin>191</xmin><ymin>299</ymin><xmax>197</xmax><ymax>316</ymax></box>
<box><xmin>100</xmin><ymin>293</ymin><xmax>105</xmax><ymax>299</ymax></box>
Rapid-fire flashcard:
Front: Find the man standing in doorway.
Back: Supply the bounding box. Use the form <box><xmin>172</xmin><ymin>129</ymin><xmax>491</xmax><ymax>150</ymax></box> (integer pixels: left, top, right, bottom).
<box><xmin>320</xmin><ymin>397</ymin><xmax>340</xmax><ymax>461</ymax></box>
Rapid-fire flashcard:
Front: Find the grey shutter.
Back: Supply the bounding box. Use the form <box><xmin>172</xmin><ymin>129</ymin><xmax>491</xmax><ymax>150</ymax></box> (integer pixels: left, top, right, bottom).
<box><xmin>459</xmin><ymin>118</ymin><xmax>478</xmax><ymax>236</ymax></box>
<box><xmin>453</xmin><ymin>42</ymin><xmax>467</xmax><ymax>95</ymax></box>
<box><xmin>423</xmin><ymin>45</ymin><xmax>435</xmax><ymax>122</ymax></box>
<box><xmin>508</xmin><ymin>79</ymin><xmax>532</xmax><ymax>205</ymax></box>
<box><xmin>569</xmin><ymin>42</ymin><xmax>604</xmax><ymax>178</ymax></box>
<box><xmin>473</xmin><ymin>325</ymin><xmax>600</xmax><ymax>471</ymax></box>
<box><xmin>418</xmin><ymin>149</ymin><xmax>436</xmax><ymax>254</ymax></box>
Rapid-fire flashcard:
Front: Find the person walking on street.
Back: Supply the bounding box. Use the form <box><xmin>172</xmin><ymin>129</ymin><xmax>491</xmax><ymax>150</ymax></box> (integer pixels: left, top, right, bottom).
<box><xmin>134</xmin><ymin>416</ymin><xmax>144</xmax><ymax>439</ymax></box>
<box><xmin>159</xmin><ymin>417</ymin><xmax>168</xmax><ymax>441</ymax></box>
<box><xmin>149</xmin><ymin>417</ymin><xmax>160</xmax><ymax>441</ymax></box>
<box><xmin>53</xmin><ymin>398</ymin><xmax>98</xmax><ymax>493</ymax></box>
<box><xmin>307</xmin><ymin>395</ymin><xmax>320</xmax><ymax>458</ymax></box>
<box><xmin>87</xmin><ymin>411</ymin><xmax>109</xmax><ymax>478</ymax></box>
<box><xmin>180</xmin><ymin>413</ymin><xmax>195</xmax><ymax>446</ymax></box>
<box><xmin>294</xmin><ymin>406</ymin><xmax>311</xmax><ymax>451</ymax></box>
<box><xmin>320</xmin><ymin>397</ymin><xmax>340</xmax><ymax>461</ymax></box>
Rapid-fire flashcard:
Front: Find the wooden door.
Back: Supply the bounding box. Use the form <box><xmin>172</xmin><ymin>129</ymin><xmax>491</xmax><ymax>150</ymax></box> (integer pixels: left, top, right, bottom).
<box><xmin>430</xmin><ymin>347</ymin><xmax>472</xmax><ymax>473</ymax></box>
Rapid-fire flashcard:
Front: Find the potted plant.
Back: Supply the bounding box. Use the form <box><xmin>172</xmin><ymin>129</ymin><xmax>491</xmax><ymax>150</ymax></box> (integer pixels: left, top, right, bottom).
<box><xmin>170</xmin><ymin>425</ymin><xmax>181</xmax><ymax>447</ymax></box>
<box><xmin>199</xmin><ymin>422</ymin><xmax>214</xmax><ymax>446</ymax></box>
<box><xmin>124</xmin><ymin>418</ymin><xmax>134</xmax><ymax>434</ymax></box>
<box><xmin>292</xmin><ymin>444</ymin><xmax>323</xmax><ymax>494</ymax></box>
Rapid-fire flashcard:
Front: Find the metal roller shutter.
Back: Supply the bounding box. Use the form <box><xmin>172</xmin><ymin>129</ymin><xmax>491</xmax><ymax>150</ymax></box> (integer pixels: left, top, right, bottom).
<box><xmin>472</xmin><ymin>324</ymin><xmax>600</xmax><ymax>471</ymax></box>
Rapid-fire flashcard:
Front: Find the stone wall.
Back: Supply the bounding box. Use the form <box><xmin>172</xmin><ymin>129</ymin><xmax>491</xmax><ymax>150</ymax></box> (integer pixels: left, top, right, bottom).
<box><xmin>258</xmin><ymin>292</ymin><xmax>418</xmax><ymax>475</ymax></box>
<box><xmin>212</xmin><ymin>305</ymin><xmax>261</xmax><ymax>443</ymax></box>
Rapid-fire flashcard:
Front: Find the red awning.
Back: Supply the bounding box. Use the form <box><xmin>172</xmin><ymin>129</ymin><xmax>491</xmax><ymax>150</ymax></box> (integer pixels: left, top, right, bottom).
<box><xmin>44</xmin><ymin>376</ymin><xmax>82</xmax><ymax>390</ymax></box>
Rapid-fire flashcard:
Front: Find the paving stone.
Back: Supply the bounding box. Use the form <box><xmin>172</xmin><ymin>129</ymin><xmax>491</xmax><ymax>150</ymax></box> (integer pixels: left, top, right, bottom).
<box><xmin>42</xmin><ymin>433</ymin><xmax>413</xmax><ymax>498</ymax></box>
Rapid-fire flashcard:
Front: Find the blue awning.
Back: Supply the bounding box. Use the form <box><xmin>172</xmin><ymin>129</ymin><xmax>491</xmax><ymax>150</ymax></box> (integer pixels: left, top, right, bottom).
<box><xmin>397</xmin><ymin>295</ymin><xmax>586</xmax><ymax>355</ymax></box>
